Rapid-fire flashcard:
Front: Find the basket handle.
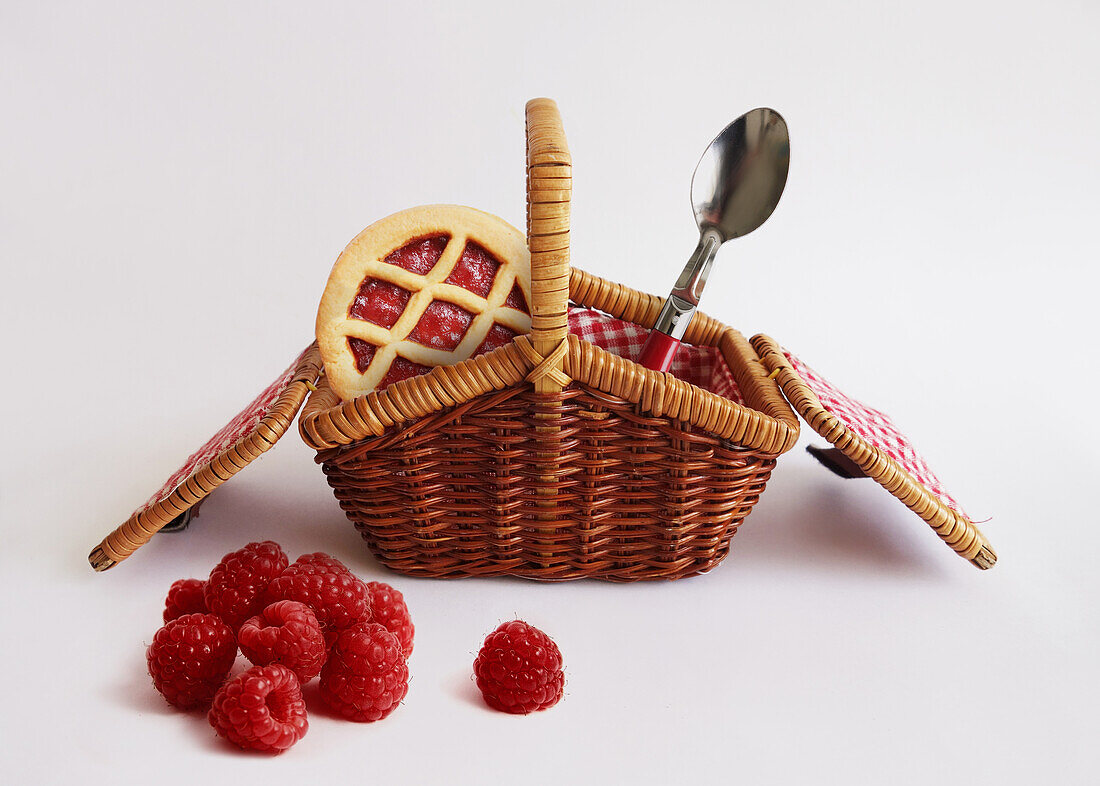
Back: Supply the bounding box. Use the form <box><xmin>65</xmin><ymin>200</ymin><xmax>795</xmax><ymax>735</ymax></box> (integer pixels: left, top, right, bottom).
<box><xmin>525</xmin><ymin>98</ymin><xmax>571</xmax><ymax>394</ymax></box>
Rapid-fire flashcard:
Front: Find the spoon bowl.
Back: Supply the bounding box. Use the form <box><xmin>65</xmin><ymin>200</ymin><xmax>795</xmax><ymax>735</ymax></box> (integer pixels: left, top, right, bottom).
<box><xmin>692</xmin><ymin>108</ymin><xmax>790</xmax><ymax>240</ymax></box>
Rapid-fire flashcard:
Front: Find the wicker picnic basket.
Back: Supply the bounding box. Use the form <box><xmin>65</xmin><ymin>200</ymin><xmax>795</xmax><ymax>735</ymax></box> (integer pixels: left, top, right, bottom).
<box><xmin>295</xmin><ymin>99</ymin><xmax>801</xmax><ymax>581</ymax></box>
<box><xmin>89</xmin><ymin>97</ymin><xmax>996</xmax><ymax>575</ymax></box>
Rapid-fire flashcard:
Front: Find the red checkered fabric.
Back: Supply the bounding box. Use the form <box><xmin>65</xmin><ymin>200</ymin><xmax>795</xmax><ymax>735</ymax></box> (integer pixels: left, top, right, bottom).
<box><xmin>134</xmin><ymin>346</ymin><xmax>312</xmax><ymax>515</ymax></box>
<box><xmin>567</xmin><ymin>307</ymin><xmax>741</xmax><ymax>402</ymax></box>
<box><xmin>784</xmin><ymin>350</ymin><xmax>968</xmax><ymax>517</ymax></box>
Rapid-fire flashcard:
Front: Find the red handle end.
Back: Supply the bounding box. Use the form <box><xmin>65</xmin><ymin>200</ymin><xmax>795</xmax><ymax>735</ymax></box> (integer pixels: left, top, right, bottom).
<box><xmin>638</xmin><ymin>330</ymin><xmax>681</xmax><ymax>372</ymax></box>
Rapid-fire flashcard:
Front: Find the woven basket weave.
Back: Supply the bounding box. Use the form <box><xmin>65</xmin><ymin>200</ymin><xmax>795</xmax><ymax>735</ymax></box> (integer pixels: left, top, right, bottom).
<box><xmin>297</xmin><ymin>99</ymin><xmax>800</xmax><ymax>581</ymax></box>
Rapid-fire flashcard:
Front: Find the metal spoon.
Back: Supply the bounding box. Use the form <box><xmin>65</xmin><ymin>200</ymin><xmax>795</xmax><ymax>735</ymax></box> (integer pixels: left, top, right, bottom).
<box><xmin>638</xmin><ymin>108</ymin><xmax>790</xmax><ymax>371</ymax></box>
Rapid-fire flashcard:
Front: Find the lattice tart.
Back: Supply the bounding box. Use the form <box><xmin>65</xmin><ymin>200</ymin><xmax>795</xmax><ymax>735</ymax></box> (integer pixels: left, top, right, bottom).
<box><xmin>316</xmin><ymin>205</ymin><xmax>532</xmax><ymax>402</ymax></box>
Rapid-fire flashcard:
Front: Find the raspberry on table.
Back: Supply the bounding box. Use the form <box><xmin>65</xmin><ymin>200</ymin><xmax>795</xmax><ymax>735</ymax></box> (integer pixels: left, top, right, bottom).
<box><xmin>163</xmin><ymin>578</ymin><xmax>208</xmax><ymax>623</ymax></box>
<box><xmin>147</xmin><ymin>613</ymin><xmax>237</xmax><ymax>709</ymax></box>
<box><xmin>238</xmin><ymin>601</ymin><xmax>327</xmax><ymax>683</ymax></box>
<box><xmin>319</xmin><ymin>622</ymin><xmax>409</xmax><ymax>722</ymax></box>
<box><xmin>473</xmin><ymin>620</ymin><xmax>564</xmax><ymax>714</ymax></box>
<box><xmin>366</xmin><ymin>581</ymin><xmax>415</xmax><ymax>657</ymax></box>
<box><xmin>208</xmin><ymin>664</ymin><xmax>308</xmax><ymax>754</ymax></box>
<box><xmin>264</xmin><ymin>553</ymin><xmax>371</xmax><ymax>646</ymax></box>
<box><xmin>204</xmin><ymin>541</ymin><xmax>289</xmax><ymax>630</ymax></box>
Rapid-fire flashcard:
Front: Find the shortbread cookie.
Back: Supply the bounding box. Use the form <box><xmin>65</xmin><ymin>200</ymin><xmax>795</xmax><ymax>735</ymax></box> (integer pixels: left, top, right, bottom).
<box><xmin>316</xmin><ymin>205</ymin><xmax>531</xmax><ymax>402</ymax></box>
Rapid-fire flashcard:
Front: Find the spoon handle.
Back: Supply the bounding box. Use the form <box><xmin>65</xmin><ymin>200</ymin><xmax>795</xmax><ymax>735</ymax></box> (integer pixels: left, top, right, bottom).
<box><xmin>638</xmin><ymin>324</ymin><xmax>685</xmax><ymax>371</ymax></box>
<box><xmin>638</xmin><ymin>231</ymin><xmax>721</xmax><ymax>372</ymax></box>
<box><xmin>639</xmin><ymin>295</ymin><xmax>695</xmax><ymax>371</ymax></box>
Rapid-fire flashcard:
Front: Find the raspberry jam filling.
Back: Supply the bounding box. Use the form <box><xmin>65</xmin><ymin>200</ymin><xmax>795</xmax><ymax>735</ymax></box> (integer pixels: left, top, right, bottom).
<box><xmin>504</xmin><ymin>283</ymin><xmax>528</xmax><ymax>313</ymax></box>
<box><xmin>474</xmin><ymin>323</ymin><xmax>518</xmax><ymax>355</ymax></box>
<box><xmin>347</xmin><ymin>338</ymin><xmax>377</xmax><ymax>374</ymax></box>
<box><xmin>407</xmin><ymin>300</ymin><xmax>474</xmax><ymax>352</ymax></box>
<box><xmin>378</xmin><ymin>357</ymin><xmax>433</xmax><ymax>389</ymax></box>
<box><xmin>382</xmin><ymin>235</ymin><xmax>449</xmax><ymax>275</ymax></box>
<box><xmin>444</xmin><ymin>241</ymin><xmax>500</xmax><ymax>298</ymax></box>
<box><xmin>342</xmin><ymin>235</ymin><xmax>533</xmax><ymax>393</ymax></box>
<box><xmin>348</xmin><ymin>279</ymin><xmax>412</xmax><ymax>328</ymax></box>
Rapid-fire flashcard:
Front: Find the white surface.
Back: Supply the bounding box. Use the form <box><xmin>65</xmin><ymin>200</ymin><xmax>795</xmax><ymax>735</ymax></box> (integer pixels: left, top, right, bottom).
<box><xmin>2</xmin><ymin>1</ymin><xmax>1098</xmax><ymax>783</ymax></box>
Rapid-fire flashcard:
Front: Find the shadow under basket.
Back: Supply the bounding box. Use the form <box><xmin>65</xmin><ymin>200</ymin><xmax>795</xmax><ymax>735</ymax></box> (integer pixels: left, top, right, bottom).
<box><xmin>295</xmin><ymin>98</ymin><xmax>801</xmax><ymax>581</ymax></box>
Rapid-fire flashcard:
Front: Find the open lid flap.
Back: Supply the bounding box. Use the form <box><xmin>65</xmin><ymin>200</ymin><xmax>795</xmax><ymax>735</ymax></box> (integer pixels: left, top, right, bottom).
<box><xmin>89</xmin><ymin>343</ymin><xmax>323</xmax><ymax>571</ymax></box>
<box><xmin>751</xmin><ymin>335</ymin><xmax>995</xmax><ymax>570</ymax></box>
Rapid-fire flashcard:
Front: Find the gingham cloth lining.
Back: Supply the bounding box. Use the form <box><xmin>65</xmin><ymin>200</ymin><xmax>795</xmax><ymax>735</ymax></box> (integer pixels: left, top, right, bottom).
<box><xmin>134</xmin><ymin>346</ymin><xmax>311</xmax><ymax>515</ymax></box>
<box><xmin>567</xmin><ymin>307</ymin><xmax>741</xmax><ymax>403</ymax></box>
<box><xmin>784</xmin><ymin>350</ymin><xmax>968</xmax><ymax>517</ymax></box>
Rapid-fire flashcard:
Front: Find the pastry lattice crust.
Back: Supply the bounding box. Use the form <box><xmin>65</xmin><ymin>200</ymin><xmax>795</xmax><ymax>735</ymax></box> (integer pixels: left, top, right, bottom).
<box><xmin>316</xmin><ymin>205</ymin><xmax>532</xmax><ymax>402</ymax></box>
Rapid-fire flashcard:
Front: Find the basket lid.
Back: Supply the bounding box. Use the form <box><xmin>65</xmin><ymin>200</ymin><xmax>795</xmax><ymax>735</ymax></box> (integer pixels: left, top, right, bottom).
<box><xmin>89</xmin><ymin>343</ymin><xmax>323</xmax><ymax>571</ymax></box>
<box><xmin>751</xmin><ymin>334</ymin><xmax>996</xmax><ymax>569</ymax></box>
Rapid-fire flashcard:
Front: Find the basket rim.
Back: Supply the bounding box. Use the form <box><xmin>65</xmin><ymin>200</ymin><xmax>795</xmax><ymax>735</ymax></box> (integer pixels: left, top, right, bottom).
<box><xmin>298</xmin><ymin>265</ymin><xmax>799</xmax><ymax>455</ymax></box>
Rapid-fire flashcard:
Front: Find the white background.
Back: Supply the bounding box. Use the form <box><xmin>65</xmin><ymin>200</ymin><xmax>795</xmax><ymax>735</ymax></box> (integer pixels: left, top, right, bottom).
<box><xmin>2</xmin><ymin>1</ymin><xmax>1097</xmax><ymax>783</ymax></box>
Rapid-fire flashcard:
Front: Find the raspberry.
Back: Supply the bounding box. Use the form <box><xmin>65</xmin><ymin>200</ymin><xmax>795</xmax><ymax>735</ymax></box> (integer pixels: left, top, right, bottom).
<box><xmin>366</xmin><ymin>581</ymin><xmax>414</xmax><ymax>657</ymax></box>
<box><xmin>163</xmin><ymin>578</ymin><xmax>208</xmax><ymax>623</ymax></box>
<box><xmin>238</xmin><ymin>601</ymin><xmax>327</xmax><ymax>683</ymax></box>
<box><xmin>473</xmin><ymin>620</ymin><xmax>564</xmax><ymax>714</ymax></box>
<box><xmin>319</xmin><ymin>622</ymin><xmax>408</xmax><ymax>722</ymax></box>
<box><xmin>147</xmin><ymin>613</ymin><xmax>237</xmax><ymax>709</ymax></box>
<box><xmin>263</xmin><ymin>553</ymin><xmax>371</xmax><ymax>646</ymax></box>
<box><xmin>205</xmin><ymin>541</ymin><xmax>289</xmax><ymax>630</ymax></box>
<box><xmin>208</xmin><ymin>664</ymin><xmax>308</xmax><ymax>753</ymax></box>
